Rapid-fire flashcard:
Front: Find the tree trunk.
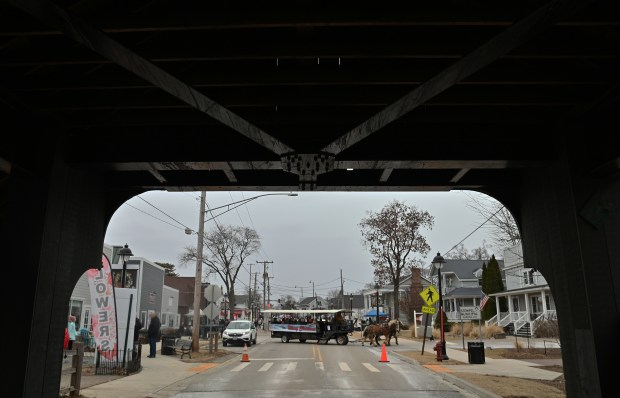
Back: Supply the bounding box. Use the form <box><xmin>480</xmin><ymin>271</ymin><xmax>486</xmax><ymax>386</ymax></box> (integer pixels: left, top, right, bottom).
<box><xmin>393</xmin><ymin>284</ymin><xmax>400</xmax><ymax>319</ymax></box>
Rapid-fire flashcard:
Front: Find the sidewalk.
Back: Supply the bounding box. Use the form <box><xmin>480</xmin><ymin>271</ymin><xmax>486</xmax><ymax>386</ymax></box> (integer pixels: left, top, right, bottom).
<box><xmin>388</xmin><ymin>336</ymin><xmax>563</xmax><ymax>398</ymax></box>
<box><xmin>79</xmin><ymin>342</ymin><xmax>234</xmax><ymax>398</ymax></box>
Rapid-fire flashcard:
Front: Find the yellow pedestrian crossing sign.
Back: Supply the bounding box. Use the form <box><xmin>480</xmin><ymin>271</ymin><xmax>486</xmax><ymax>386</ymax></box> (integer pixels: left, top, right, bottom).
<box><xmin>420</xmin><ymin>286</ymin><xmax>439</xmax><ymax>306</ymax></box>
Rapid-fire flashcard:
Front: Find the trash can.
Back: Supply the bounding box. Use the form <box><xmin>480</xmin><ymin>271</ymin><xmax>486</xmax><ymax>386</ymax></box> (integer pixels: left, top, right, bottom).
<box><xmin>467</xmin><ymin>341</ymin><xmax>485</xmax><ymax>364</ymax></box>
<box><xmin>161</xmin><ymin>336</ymin><xmax>176</xmax><ymax>355</ymax></box>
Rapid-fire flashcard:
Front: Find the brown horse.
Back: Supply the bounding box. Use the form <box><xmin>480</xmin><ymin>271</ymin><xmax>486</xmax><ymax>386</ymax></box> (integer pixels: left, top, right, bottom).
<box><xmin>360</xmin><ymin>323</ymin><xmax>391</xmax><ymax>346</ymax></box>
<box><xmin>386</xmin><ymin>318</ymin><xmax>404</xmax><ymax>346</ymax></box>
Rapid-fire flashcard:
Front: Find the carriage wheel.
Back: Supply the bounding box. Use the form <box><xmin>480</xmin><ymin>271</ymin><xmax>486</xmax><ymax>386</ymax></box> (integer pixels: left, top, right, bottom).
<box><xmin>336</xmin><ymin>335</ymin><xmax>348</xmax><ymax>345</ymax></box>
<box><xmin>281</xmin><ymin>335</ymin><xmax>290</xmax><ymax>343</ymax></box>
<box><xmin>299</xmin><ymin>339</ymin><xmax>306</xmax><ymax>343</ymax></box>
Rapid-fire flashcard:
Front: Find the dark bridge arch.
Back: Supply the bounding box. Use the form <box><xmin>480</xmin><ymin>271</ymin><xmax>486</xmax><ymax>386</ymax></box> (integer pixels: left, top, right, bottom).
<box><xmin>1</xmin><ymin>1</ymin><xmax>619</xmax><ymax>396</ymax></box>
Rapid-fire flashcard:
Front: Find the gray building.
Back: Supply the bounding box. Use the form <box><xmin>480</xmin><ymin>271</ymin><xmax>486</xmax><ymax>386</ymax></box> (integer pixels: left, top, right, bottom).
<box><xmin>160</xmin><ymin>285</ymin><xmax>180</xmax><ymax>328</ymax></box>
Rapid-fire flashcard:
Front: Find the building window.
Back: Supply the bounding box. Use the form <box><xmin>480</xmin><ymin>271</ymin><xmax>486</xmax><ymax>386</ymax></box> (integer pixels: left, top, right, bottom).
<box><xmin>69</xmin><ymin>300</ymin><xmax>83</xmax><ymax>329</ymax></box>
<box><xmin>523</xmin><ymin>271</ymin><xmax>534</xmax><ymax>285</ymax></box>
<box><xmin>545</xmin><ymin>295</ymin><xmax>551</xmax><ymax>310</ymax></box>
<box><xmin>169</xmin><ymin>296</ymin><xmax>174</xmax><ymax>307</ymax></box>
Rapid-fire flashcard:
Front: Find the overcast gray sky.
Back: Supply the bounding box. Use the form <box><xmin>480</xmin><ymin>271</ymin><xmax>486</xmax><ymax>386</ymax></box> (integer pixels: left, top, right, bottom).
<box><xmin>105</xmin><ymin>191</ymin><xmax>499</xmax><ymax>300</ymax></box>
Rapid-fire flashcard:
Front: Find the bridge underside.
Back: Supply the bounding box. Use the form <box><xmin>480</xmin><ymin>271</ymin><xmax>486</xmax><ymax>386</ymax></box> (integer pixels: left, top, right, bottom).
<box><xmin>0</xmin><ymin>1</ymin><xmax>618</xmax><ymax>397</ymax></box>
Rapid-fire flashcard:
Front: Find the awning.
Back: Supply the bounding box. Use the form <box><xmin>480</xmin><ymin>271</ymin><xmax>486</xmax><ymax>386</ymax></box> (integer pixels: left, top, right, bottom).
<box><xmin>365</xmin><ymin>309</ymin><xmax>387</xmax><ymax>317</ymax></box>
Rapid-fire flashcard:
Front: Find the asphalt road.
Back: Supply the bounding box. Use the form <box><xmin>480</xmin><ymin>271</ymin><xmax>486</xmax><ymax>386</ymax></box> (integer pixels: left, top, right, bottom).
<box><xmin>171</xmin><ymin>334</ymin><xmax>477</xmax><ymax>398</ymax></box>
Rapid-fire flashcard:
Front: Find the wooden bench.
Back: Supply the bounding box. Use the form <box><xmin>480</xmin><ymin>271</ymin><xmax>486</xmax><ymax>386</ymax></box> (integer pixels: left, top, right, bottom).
<box><xmin>173</xmin><ymin>339</ymin><xmax>193</xmax><ymax>359</ymax></box>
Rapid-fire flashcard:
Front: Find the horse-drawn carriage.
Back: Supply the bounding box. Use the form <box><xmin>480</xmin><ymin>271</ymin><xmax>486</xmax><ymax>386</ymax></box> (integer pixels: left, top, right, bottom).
<box><xmin>261</xmin><ymin>309</ymin><xmax>354</xmax><ymax>345</ymax></box>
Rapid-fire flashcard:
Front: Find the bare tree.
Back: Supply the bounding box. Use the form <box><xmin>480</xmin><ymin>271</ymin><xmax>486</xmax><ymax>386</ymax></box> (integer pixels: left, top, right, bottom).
<box><xmin>445</xmin><ymin>241</ymin><xmax>493</xmax><ymax>260</ymax></box>
<box><xmin>400</xmin><ymin>266</ymin><xmax>426</xmax><ymax>324</ymax></box>
<box><xmin>359</xmin><ymin>200</ymin><xmax>434</xmax><ymax>320</ymax></box>
<box><xmin>180</xmin><ymin>225</ymin><xmax>260</xmax><ymax>312</ymax></box>
<box><xmin>465</xmin><ymin>193</ymin><xmax>521</xmax><ymax>253</ymax></box>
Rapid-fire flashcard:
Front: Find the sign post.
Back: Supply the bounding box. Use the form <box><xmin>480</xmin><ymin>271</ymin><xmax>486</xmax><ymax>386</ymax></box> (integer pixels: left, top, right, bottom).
<box><xmin>419</xmin><ymin>286</ymin><xmax>440</xmax><ymax>355</ymax></box>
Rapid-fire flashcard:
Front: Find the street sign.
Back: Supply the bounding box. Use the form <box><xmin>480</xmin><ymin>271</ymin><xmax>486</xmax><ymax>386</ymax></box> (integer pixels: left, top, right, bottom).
<box><xmin>459</xmin><ymin>306</ymin><xmax>481</xmax><ymax>320</ymax></box>
<box><xmin>422</xmin><ymin>306</ymin><xmax>436</xmax><ymax>314</ymax></box>
<box><xmin>204</xmin><ymin>284</ymin><xmax>222</xmax><ymax>301</ymax></box>
<box><xmin>420</xmin><ymin>286</ymin><xmax>439</xmax><ymax>306</ymax></box>
<box><xmin>204</xmin><ymin>303</ymin><xmax>219</xmax><ymax>319</ymax></box>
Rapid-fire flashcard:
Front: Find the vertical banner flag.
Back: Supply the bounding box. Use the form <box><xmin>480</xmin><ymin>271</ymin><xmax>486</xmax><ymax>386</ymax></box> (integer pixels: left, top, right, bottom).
<box><xmin>87</xmin><ymin>254</ymin><xmax>118</xmax><ymax>359</ymax></box>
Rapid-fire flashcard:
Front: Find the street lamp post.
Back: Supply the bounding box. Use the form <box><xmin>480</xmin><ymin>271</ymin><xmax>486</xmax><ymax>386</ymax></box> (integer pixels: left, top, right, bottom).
<box><xmin>349</xmin><ymin>294</ymin><xmax>353</xmax><ymax>312</ymax></box>
<box><xmin>118</xmin><ymin>243</ymin><xmax>133</xmax><ymax>288</ymax></box>
<box><xmin>309</xmin><ymin>281</ymin><xmax>315</xmax><ymax>307</ymax></box>
<box><xmin>432</xmin><ymin>252</ymin><xmax>449</xmax><ymax>360</ymax></box>
<box><xmin>374</xmin><ymin>283</ymin><xmax>380</xmax><ymax>324</ymax></box>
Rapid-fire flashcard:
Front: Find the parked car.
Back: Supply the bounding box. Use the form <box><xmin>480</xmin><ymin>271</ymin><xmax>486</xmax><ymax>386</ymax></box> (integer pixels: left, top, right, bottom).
<box><xmin>222</xmin><ymin>320</ymin><xmax>257</xmax><ymax>347</ymax></box>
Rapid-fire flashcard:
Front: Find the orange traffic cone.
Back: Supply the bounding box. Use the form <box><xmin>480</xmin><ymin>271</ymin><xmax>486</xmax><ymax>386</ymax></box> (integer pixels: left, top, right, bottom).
<box><xmin>379</xmin><ymin>342</ymin><xmax>389</xmax><ymax>362</ymax></box>
<box><xmin>241</xmin><ymin>343</ymin><xmax>250</xmax><ymax>362</ymax></box>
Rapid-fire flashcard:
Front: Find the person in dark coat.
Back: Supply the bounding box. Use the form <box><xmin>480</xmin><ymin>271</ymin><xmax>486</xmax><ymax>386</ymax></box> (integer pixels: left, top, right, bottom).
<box><xmin>134</xmin><ymin>317</ymin><xmax>142</xmax><ymax>347</ymax></box>
<box><xmin>147</xmin><ymin>312</ymin><xmax>161</xmax><ymax>358</ymax></box>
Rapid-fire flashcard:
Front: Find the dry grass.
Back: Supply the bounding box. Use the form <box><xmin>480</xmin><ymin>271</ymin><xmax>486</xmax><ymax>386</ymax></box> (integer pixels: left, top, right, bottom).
<box><xmin>440</xmin><ymin>323</ymin><xmax>504</xmax><ymax>339</ymax></box>
<box><xmin>397</xmin><ymin>349</ymin><xmax>565</xmax><ymax>398</ymax></box>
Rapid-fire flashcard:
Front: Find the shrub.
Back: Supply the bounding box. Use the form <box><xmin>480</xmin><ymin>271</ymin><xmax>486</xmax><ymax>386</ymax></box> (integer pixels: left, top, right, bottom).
<box><xmin>483</xmin><ymin>324</ymin><xmax>505</xmax><ymax>339</ymax></box>
<box><xmin>533</xmin><ymin>317</ymin><xmax>560</xmax><ymax>339</ymax></box>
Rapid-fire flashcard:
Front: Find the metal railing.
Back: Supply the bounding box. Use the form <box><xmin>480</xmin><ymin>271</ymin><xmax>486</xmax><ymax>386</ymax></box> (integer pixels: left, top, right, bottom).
<box><xmin>95</xmin><ymin>345</ymin><xmax>142</xmax><ymax>375</ymax></box>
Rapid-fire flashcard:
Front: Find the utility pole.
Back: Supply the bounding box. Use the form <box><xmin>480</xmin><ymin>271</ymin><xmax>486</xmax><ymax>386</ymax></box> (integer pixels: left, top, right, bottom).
<box><xmin>253</xmin><ymin>272</ymin><xmax>258</xmax><ymax>322</ymax></box>
<box><xmin>248</xmin><ymin>263</ymin><xmax>252</xmax><ymax>322</ymax></box>
<box><xmin>257</xmin><ymin>260</ymin><xmax>273</xmax><ymax>311</ymax></box>
<box><xmin>268</xmin><ymin>276</ymin><xmax>274</xmax><ymax>309</ymax></box>
<box><xmin>340</xmin><ymin>269</ymin><xmax>344</xmax><ymax>309</ymax></box>
<box><xmin>192</xmin><ymin>191</ymin><xmax>206</xmax><ymax>352</ymax></box>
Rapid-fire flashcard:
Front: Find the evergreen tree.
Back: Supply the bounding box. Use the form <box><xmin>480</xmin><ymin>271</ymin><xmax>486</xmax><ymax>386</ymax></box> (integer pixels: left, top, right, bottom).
<box><xmin>482</xmin><ymin>255</ymin><xmax>507</xmax><ymax>320</ymax></box>
<box><xmin>433</xmin><ymin>308</ymin><xmax>451</xmax><ymax>332</ymax></box>
<box><xmin>155</xmin><ymin>262</ymin><xmax>179</xmax><ymax>276</ymax></box>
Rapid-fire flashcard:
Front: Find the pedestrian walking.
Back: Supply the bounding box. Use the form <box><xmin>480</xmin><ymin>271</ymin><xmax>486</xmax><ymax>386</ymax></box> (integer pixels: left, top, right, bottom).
<box><xmin>147</xmin><ymin>312</ymin><xmax>161</xmax><ymax>358</ymax></box>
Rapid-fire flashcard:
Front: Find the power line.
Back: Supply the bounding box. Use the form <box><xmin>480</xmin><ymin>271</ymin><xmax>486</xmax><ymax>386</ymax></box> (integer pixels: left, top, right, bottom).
<box><xmin>240</xmin><ymin>192</ymin><xmax>273</xmax><ymax>262</ymax></box>
<box><xmin>136</xmin><ymin>195</ymin><xmax>191</xmax><ymax>230</ymax></box>
<box><xmin>442</xmin><ymin>205</ymin><xmax>507</xmax><ymax>257</ymax></box>
<box><xmin>123</xmin><ymin>203</ymin><xmax>185</xmax><ymax>231</ymax></box>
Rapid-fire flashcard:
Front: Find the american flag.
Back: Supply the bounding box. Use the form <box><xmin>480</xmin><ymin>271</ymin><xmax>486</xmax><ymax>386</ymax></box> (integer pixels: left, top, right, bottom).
<box><xmin>480</xmin><ymin>294</ymin><xmax>490</xmax><ymax>310</ymax></box>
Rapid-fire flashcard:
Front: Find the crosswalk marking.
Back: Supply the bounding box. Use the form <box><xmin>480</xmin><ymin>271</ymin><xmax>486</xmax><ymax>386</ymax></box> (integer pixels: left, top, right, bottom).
<box><xmin>233</xmin><ymin>361</ymin><xmax>390</xmax><ymax>374</ymax></box>
<box><xmin>258</xmin><ymin>362</ymin><xmax>273</xmax><ymax>372</ymax></box>
<box><xmin>362</xmin><ymin>363</ymin><xmax>380</xmax><ymax>372</ymax></box>
<box><xmin>231</xmin><ymin>363</ymin><xmax>250</xmax><ymax>372</ymax></box>
<box><xmin>338</xmin><ymin>362</ymin><xmax>351</xmax><ymax>372</ymax></box>
<box><xmin>278</xmin><ymin>362</ymin><xmax>297</xmax><ymax>374</ymax></box>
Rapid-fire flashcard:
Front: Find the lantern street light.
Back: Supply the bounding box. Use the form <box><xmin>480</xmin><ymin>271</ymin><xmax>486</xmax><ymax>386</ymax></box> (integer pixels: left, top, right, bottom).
<box><xmin>374</xmin><ymin>283</ymin><xmax>380</xmax><ymax>324</ymax></box>
<box><xmin>118</xmin><ymin>243</ymin><xmax>133</xmax><ymax>288</ymax></box>
<box><xmin>432</xmin><ymin>252</ymin><xmax>449</xmax><ymax>360</ymax></box>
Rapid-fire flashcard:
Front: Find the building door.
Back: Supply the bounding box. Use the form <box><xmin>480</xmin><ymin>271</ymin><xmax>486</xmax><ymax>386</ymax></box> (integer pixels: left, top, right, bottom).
<box><xmin>513</xmin><ymin>297</ymin><xmax>519</xmax><ymax>312</ymax></box>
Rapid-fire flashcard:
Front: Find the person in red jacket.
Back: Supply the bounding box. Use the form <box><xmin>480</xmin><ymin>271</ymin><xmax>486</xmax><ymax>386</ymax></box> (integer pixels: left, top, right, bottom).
<box><xmin>63</xmin><ymin>327</ymin><xmax>70</xmax><ymax>359</ymax></box>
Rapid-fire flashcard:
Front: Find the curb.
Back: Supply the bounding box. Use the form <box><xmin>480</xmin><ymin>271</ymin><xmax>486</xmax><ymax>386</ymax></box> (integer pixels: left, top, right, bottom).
<box><xmin>391</xmin><ymin>351</ymin><xmax>502</xmax><ymax>398</ymax></box>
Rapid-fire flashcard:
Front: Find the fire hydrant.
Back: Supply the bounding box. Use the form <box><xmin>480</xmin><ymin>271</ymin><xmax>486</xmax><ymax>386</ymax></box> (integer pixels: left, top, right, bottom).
<box><xmin>433</xmin><ymin>342</ymin><xmax>443</xmax><ymax>362</ymax></box>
